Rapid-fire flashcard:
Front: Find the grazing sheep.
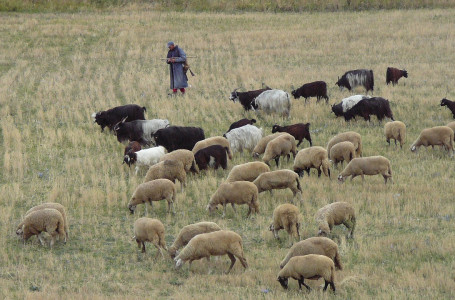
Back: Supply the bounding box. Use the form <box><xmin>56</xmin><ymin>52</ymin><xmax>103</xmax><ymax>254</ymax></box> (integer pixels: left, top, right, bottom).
<box><xmin>123</xmin><ymin>146</ymin><xmax>167</xmax><ymax>175</ymax></box>
<box><xmin>293</xmin><ymin>146</ymin><xmax>330</xmax><ymax>178</ymax></box>
<box><xmin>329</xmin><ymin>141</ymin><xmax>356</xmax><ymax>169</ymax></box>
<box><xmin>207</xmin><ymin>181</ymin><xmax>259</xmax><ymax>217</ymax></box>
<box><xmin>269</xmin><ymin>204</ymin><xmax>301</xmax><ymax>243</ymax></box>
<box><xmin>279</xmin><ymin>237</ymin><xmax>342</xmax><ymax>270</ymax></box>
<box><xmin>128</xmin><ymin>179</ymin><xmax>176</xmax><ymax>215</ymax></box>
<box><xmin>315</xmin><ymin>202</ymin><xmax>356</xmax><ymax>238</ymax></box>
<box><xmin>262</xmin><ymin>134</ymin><xmax>297</xmax><ymax>167</ymax></box>
<box><xmin>326</xmin><ymin>131</ymin><xmax>362</xmax><ymax>158</ymax></box>
<box><xmin>410</xmin><ymin>126</ymin><xmax>454</xmax><ymax>156</ymax></box>
<box><xmin>194</xmin><ymin>145</ymin><xmax>230</xmax><ymax>171</ymax></box>
<box><xmin>253</xmin><ymin>89</ymin><xmax>292</xmax><ymax>118</ymax></box>
<box><xmin>226</xmin><ymin>118</ymin><xmax>256</xmax><ymax>133</ymax></box>
<box><xmin>386</xmin><ymin>67</ymin><xmax>408</xmax><ymax>86</ymax></box>
<box><xmin>143</xmin><ymin>160</ymin><xmax>186</xmax><ymax>191</ymax></box>
<box><xmin>252</xmin><ymin>133</ymin><xmax>286</xmax><ymax>158</ymax></box>
<box><xmin>159</xmin><ymin>149</ymin><xmax>199</xmax><ymax>174</ymax></box>
<box><xmin>338</xmin><ymin>156</ymin><xmax>392</xmax><ymax>184</ymax></box>
<box><xmin>174</xmin><ymin>230</ymin><xmax>248</xmax><ymax>273</ymax></box>
<box><xmin>225</xmin><ymin>162</ymin><xmax>270</xmax><ymax>182</ymax></box>
<box><xmin>253</xmin><ymin>170</ymin><xmax>303</xmax><ymax>203</ymax></box>
<box><xmin>124</xmin><ymin>141</ymin><xmax>142</xmax><ymax>156</ymax></box>
<box><xmin>441</xmin><ymin>98</ymin><xmax>455</xmax><ymax>119</ymax></box>
<box><xmin>384</xmin><ymin>121</ymin><xmax>406</xmax><ymax>148</ymax></box>
<box><xmin>277</xmin><ymin>254</ymin><xmax>336</xmax><ymax>292</ymax></box>
<box><xmin>133</xmin><ymin>217</ymin><xmax>167</xmax><ymax>257</ymax></box>
<box><xmin>16</xmin><ymin>208</ymin><xmax>66</xmax><ymax>248</ymax></box>
<box><xmin>192</xmin><ymin>136</ymin><xmax>233</xmax><ymax>160</ymax></box>
<box><xmin>223</xmin><ymin>125</ymin><xmax>263</xmax><ymax>153</ymax></box>
<box><xmin>168</xmin><ymin>222</ymin><xmax>222</xmax><ymax>259</ymax></box>
<box><xmin>271</xmin><ymin>123</ymin><xmax>312</xmax><ymax>147</ymax></box>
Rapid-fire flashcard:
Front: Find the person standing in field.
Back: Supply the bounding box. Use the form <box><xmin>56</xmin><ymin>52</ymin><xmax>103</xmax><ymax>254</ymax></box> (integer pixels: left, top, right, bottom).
<box><xmin>166</xmin><ymin>41</ymin><xmax>188</xmax><ymax>96</ymax></box>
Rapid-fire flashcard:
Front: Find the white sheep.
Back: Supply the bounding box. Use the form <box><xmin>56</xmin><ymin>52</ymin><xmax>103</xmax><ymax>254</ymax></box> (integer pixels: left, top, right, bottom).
<box><xmin>279</xmin><ymin>237</ymin><xmax>342</xmax><ymax>270</ymax></box>
<box><xmin>341</xmin><ymin>94</ymin><xmax>371</xmax><ymax>112</ymax></box>
<box><xmin>338</xmin><ymin>156</ymin><xmax>392</xmax><ymax>184</ymax></box>
<box><xmin>16</xmin><ymin>208</ymin><xmax>66</xmax><ymax>248</ymax></box>
<box><xmin>253</xmin><ymin>89</ymin><xmax>292</xmax><ymax>118</ymax></box>
<box><xmin>128</xmin><ymin>179</ymin><xmax>176</xmax><ymax>215</ymax></box>
<box><xmin>133</xmin><ymin>217</ymin><xmax>167</xmax><ymax>258</ymax></box>
<box><xmin>277</xmin><ymin>254</ymin><xmax>336</xmax><ymax>292</ymax></box>
<box><xmin>253</xmin><ymin>170</ymin><xmax>303</xmax><ymax>203</ymax></box>
<box><xmin>174</xmin><ymin>230</ymin><xmax>248</xmax><ymax>273</ymax></box>
<box><xmin>269</xmin><ymin>203</ymin><xmax>301</xmax><ymax>243</ymax></box>
<box><xmin>159</xmin><ymin>149</ymin><xmax>199</xmax><ymax>173</ymax></box>
<box><xmin>384</xmin><ymin>121</ymin><xmax>406</xmax><ymax>148</ymax></box>
<box><xmin>143</xmin><ymin>159</ymin><xmax>186</xmax><ymax>192</ymax></box>
<box><xmin>293</xmin><ymin>146</ymin><xmax>331</xmax><ymax>178</ymax></box>
<box><xmin>192</xmin><ymin>136</ymin><xmax>233</xmax><ymax>160</ymax></box>
<box><xmin>124</xmin><ymin>146</ymin><xmax>167</xmax><ymax>175</ymax></box>
<box><xmin>410</xmin><ymin>126</ymin><xmax>454</xmax><ymax>156</ymax></box>
<box><xmin>206</xmin><ymin>181</ymin><xmax>259</xmax><ymax>217</ymax></box>
<box><xmin>327</xmin><ymin>131</ymin><xmax>362</xmax><ymax>158</ymax></box>
<box><xmin>168</xmin><ymin>222</ymin><xmax>222</xmax><ymax>259</ymax></box>
<box><xmin>224</xmin><ymin>125</ymin><xmax>263</xmax><ymax>153</ymax></box>
<box><xmin>225</xmin><ymin>161</ymin><xmax>270</xmax><ymax>183</ymax></box>
<box><xmin>262</xmin><ymin>133</ymin><xmax>297</xmax><ymax>167</ymax></box>
<box><xmin>315</xmin><ymin>201</ymin><xmax>356</xmax><ymax>238</ymax></box>
<box><xmin>329</xmin><ymin>141</ymin><xmax>356</xmax><ymax>169</ymax></box>
<box><xmin>252</xmin><ymin>132</ymin><xmax>286</xmax><ymax>158</ymax></box>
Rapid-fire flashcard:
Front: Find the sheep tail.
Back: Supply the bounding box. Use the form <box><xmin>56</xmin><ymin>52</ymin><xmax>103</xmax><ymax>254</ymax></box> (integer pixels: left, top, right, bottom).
<box><xmin>191</xmin><ymin>159</ymin><xmax>199</xmax><ymax>174</ymax></box>
<box><xmin>57</xmin><ymin>219</ymin><xmax>66</xmax><ymax>242</ymax></box>
<box><xmin>334</xmin><ymin>250</ymin><xmax>343</xmax><ymax>270</ymax></box>
<box><xmin>279</xmin><ymin>252</ymin><xmax>292</xmax><ymax>269</ymax></box>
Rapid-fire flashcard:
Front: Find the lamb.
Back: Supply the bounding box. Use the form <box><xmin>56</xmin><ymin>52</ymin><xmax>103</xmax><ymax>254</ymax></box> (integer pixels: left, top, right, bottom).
<box><xmin>192</xmin><ymin>136</ymin><xmax>233</xmax><ymax>160</ymax></box>
<box><xmin>338</xmin><ymin>156</ymin><xmax>392</xmax><ymax>184</ymax></box>
<box><xmin>269</xmin><ymin>203</ymin><xmax>301</xmax><ymax>243</ymax></box>
<box><xmin>16</xmin><ymin>208</ymin><xmax>66</xmax><ymax>248</ymax></box>
<box><xmin>132</xmin><ymin>217</ymin><xmax>167</xmax><ymax>257</ymax></box>
<box><xmin>293</xmin><ymin>146</ymin><xmax>330</xmax><ymax>178</ymax></box>
<box><xmin>277</xmin><ymin>254</ymin><xmax>336</xmax><ymax>292</ymax></box>
<box><xmin>253</xmin><ymin>170</ymin><xmax>303</xmax><ymax>203</ymax></box>
<box><xmin>128</xmin><ymin>179</ymin><xmax>176</xmax><ymax>215</ymax></box>
<box><xmin>124</xmin><ymin>141</ymin><xmax>142</xmax><ymax>156</ymax></box>
<box><xmin>194</xmin><ymin>145</ymin><xmax>230</xmax><ymax>171</ymax></box>
<box><xmin>279</xmin><ymin>237</ymin><xmax>342</xmax><ymax>270</ymax></box>
<box><xmin>384</xmin><ymin>121</ymin><xmax>406</xmax><ymax>148</ymax></box>
<box><xmin>329</xmin><ymin>141</ymin><xmax>356</xmax><ymax>169</ymax></box>
<box><xmin>315</xmin><ymin>201</ymin><xmax>356</xmax><ymax>238</ymax></box>
<box><xmin>262</xmin><ymin>133</ymin><xmax>297</xmax><ymax>167</ymax></box>
<box><xmin>168</xmin><ymin>222</ymin><xmax>222</xmax><ymax>259</ymax></box>
<box><xmin>143</xmin><ymin>159</ymin><xmax>186</xmax><ymax>192</ymax></box>
<box><xmin>252</xmin><ymin>132</ymin><xmax>286</xmax><ymax>158</ymax></box>
<box><xmin>174</xmin><ymin>230</ymin><xmax>248</xmax><ymax>273</ymax></box>
<box><xmin>159</xmin><ymin>149</ymin><xmax>199</xmax><ymax>174</ymax></box>
<box><xmin>223</xmin><ymin>125</ymin><xmax>263</xmax><ymax>153</ymax></box>
<box><xmin>123</xmin><ymin>146</ymin><xmax>167</xmax><ymax>175</ymax></box>
<box><xmin>410</xmin><ymin>126</ymin><xmax>454</xmax><ymax>156</ymax></box>
<box><xmin>440</xmin><ymin>98</ymin><xmax>455</xmax><ymax>119</ymax></box>
<box><xmin>326</xmin><ymin>131</ymin><xmax>362</xmax><ymax>158</ymax></box>
<box><xmin>226</xmin><ymin>118</ymin><xmax>256</xmax><ymax>133</ymax></box>
<box><xmin>206</xmin><ymin>181</ymin><xmax>259</xmax><ymax>217</ymax></box>
<box><xmin>225</xmin><ymin>162</ymin><xmax>270</xmax><ymax>182</ymax></box>
<box><xmin>253</xmin><ymin>89</ymin><xmax>292</xmax><ymax>118</ymax></box>
<box><xmin>271</xmin><ymin>123</ymin><xmax>312</xmax><ymax>147</ymax></box>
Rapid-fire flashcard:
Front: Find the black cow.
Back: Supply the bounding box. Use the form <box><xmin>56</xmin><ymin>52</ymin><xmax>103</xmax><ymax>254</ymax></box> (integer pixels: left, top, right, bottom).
<box><xmin>440</xmin><ymin>98</ymin><xmax>455</xmax><ymax>119</ymax></box>
<box><xmin>194</xmin><ymin>145</ymin><xmax>229</xmax><ymax>170</ymax></box>
<box><xmin>92</xmin><ymin>104</ymin><xmax>146</xmax><ymax>132</ymax></box>
<box><xmin>336</xmin><ymin>69</ymin><xmax>374</xmax><ymax>93</ymax></box>
<box><xmin>386</xmin><ymin>67</ymin><xmax>408</xmax><ymax>86</ymax></box>
<box><xmin>229</xmin><ymin>86</ymin><xmax>271</xmax><ymax>111</ymax></box>
<box><xmin>154</xmin><ymin>126</ymin><xmax>205</xmax><ymax>152</ymax></box>
<box><xmin>113</xmin><ymin>119</ymin><xmax>169</xmax><ymax>145</ymax></box>
<box><xmin>344</xmin><ymin>97</ymin><xmax>394</xmax><ymax>122</ymax></box>
<box><xmin>291</xmin><ymin>81</ymin><xmax>328</xmax><ymax>103</ymax></box>
<box><xmin>226</xmin><ymin>118</ymin><xmax>256</xmax><ymax>133</ymax></box>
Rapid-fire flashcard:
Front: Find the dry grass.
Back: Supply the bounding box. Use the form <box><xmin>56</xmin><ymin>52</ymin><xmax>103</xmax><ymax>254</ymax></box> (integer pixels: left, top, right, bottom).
<box><xmin>1</xmin><ymin>8</ymin><xmax>455</xmax><ymax>299</ymax></box>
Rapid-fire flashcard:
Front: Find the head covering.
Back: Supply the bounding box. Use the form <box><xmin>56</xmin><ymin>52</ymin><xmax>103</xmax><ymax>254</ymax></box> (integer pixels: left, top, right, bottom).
<box><xmin>167</xmin><ymin>41</ymin><xmax>174</xmax><ymax>48</ymax></box>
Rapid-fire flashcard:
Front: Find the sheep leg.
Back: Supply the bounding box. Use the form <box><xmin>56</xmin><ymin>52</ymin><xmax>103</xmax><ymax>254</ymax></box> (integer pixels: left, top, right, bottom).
<box><xmin>231</xmin><ymin>203</ymin><xmax>236</xmax><ymax>213</ymax></box>
<box><xmin>286</xmin><ymin>154</ymin><xmax>291</xmax><ymax>162</ymax></box>
<box><xmin>273</xmin><ymin>229</ymin><xmax>279</xmax><ymax>240</ymax></box>
<box><xmin>247</xmin><ymin>206</ymin><xmax>252</xmax><ymax>217</ymax></box>
<box><xmin>145</xmin><ymin>203</ymin><xmax>149</xmax><ymax>216</ymax></box>
<box><xmin>222</xmin><ymin>204</ymin><xmax>227</xmax><ymax>218</ymax></box>
<box><xmin>300</xmin><ymin>278</ymin><xmax>311</xmax><ymax>291</ymax></box>
<box><xmin>317</xmin><ymin>168</ymin><xmax>322</xmax><ymax>177</ymax></box>
<box><xmin>361</xmin><ymin>174</ymin><xmax>365</xmax><ymax>181</ymax></box>
<box><xmin>154</xmin><ymin>244</ymin><xmax>164</xmax><ymax>259</ymax></box>
<box><xmin>386</xmin><ymin>139</ymin><xmax>390</xmax><ymax>146</ymax></box>
<box><xmin>274</xmin><ymin>156</ymin><xmax>280</xmax><ymax>167</ymax></box>
<box><xmin>37</xmin><ymin>233</ymin><xmax>46</xmax><ymax>246</ymax></box>
<box><xmin>136</xmin><ymin>239</ymin><xmax>141</xmax><ymax>249</ymax></box>
<box><xmin>305</xmin><ymin>168</ymin><xmax>310</xmax><ymax>176</ymax></box>
<box><xmin>141</xmin><ymin>242</ymin><xmax>146</xmax><ymax>253</ymax></box>
<box><xmin>226</xmin><ymin>253</ymin><xmax>236</xmax><ymax>274</ymax></box>
<box><xmin>49</xmin><ymin>235</ymin><xmax>56</xmax><ymax>248</ymax></box>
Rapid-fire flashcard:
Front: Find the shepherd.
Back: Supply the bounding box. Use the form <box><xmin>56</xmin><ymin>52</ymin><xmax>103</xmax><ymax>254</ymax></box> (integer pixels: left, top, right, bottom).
<box><xmin>166</xmin><ymin>41</ymin><xmax>188</xmax><ymax>96</ymax></box>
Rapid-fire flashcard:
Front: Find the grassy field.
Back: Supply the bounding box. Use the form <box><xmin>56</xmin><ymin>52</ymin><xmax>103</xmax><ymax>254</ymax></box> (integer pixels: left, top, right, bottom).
<box><xmin>1</xmin><ymin>8</ymin><xmax>455</xmax><ymax>299</ymax></box>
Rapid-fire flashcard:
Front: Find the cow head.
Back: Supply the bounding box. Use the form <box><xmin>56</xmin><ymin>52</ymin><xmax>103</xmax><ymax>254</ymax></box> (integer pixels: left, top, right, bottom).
<box><xmin>229</xmin><ymin>88</ymin><xmax>240</xmax><ymax>102</ymax></box>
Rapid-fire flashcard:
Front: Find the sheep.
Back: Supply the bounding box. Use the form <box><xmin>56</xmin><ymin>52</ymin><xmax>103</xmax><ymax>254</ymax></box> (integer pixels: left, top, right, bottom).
<box><xmin>410</xmin><ymin>126</ymin><xmax>454</xmax><ymax>156</ymax></box>
<box><xmin>253</xmin><ymin>89</ymin><xmax>292</xmax><ymax>118</ymax></box>
<box><xmin>329</xmin><ymin>141</ymin><xmax>356</xmax><ymax>169</ymax></box>
<box><xmin>133</xmin><ymin>217</ymin><xmax>167</xmax><ymax>257</ymax></box>
<box><xmin>441</xmin><ymin>98</ymin><xmax>455</xmax><ymax>119</ymax></box>
<box><xmin>252</xmin><ymin>132</ymin><xmax>286</xmax><ymax>158</ymax></box>
<box><xmin>271</xmin><ymin>123</ymin><xmax>312</xmax><ymax>147</ymax></box>
<box><xmin>194</xmin><ymin>145</ymin><xmax>230</xmax><ymax>171</ymax></box>
<box><xmin>225</xmin><ymin>162</ymin><xmax>270</xmax><ymax>183</ymax></box>
<box><xmin>123</xmin><ymin>146</ymin><xmax>167</xmax><ymax>175</ymax></box>
<box><xmin>226</xmin><ymin>118</ymin><xmax>256</xmax><ymax>133</ymax></box>
<box><xmin>269</xmin><ymin>203</ymin><xmax>301</xmax><ymax>243</ymax></box>
<box><xmin>143</xmin><ymin>159</ymin><xmax>186</xmax><ymax>192</ymax></box>
<box><xmin>159</xmin><ymin>149</ymin><xmax>199</xmax><ymax>174</ymax></box>
<box><xmin>207</xmin><ymin>181</ymin><xmax>259</xmax><ymax>217</ymax></box>
<box><xmin>192</xmin><ymin>136</ymin><xmax>233</xmax><ymax>160</ymax></box>
<box><xmin>326</xmin><ymin>131</ymin><xmax>362</xmax><ymax>158</ymax></box>
<box><xmin>262</xmin><ymin>133</ymin><xmax>297</xmax><ymax>167</ymax></box>
<box><xmin>338</xmin><ymin>156</ymin><xmax>392</xmax><ymax>184</ymax></box>
<box><xmin>124</xmin><ymin>141</ymin><xmax>142</xmax><ymax>156</ymax></box>
<box><xmin>384</xmin><ymin>121</ymin><xmax>406</xmax><ymax>148</ymax></box>
<box><xmin>277</xmin><ymin>254</ymin><xmax>336</xmax><ymax>292</ymax></box>
<box><xmin>253</xmin><ymin>170</ymin><xmax>303</xmax><ymax>203</ymax></box>
<box><xmin>315</xmin><ymin>201</ymin><xmax>356</xmax><ymax>238</ymax></box>
<box><xmin>128</xmin><ymin>179</ymin><xmax>176</xmax><ymax>215</ymax></box>
<box><xmin>223</xmin><ymin>125</ymin><xmax>263</xmax><ymax>153</ymax></box>
<box><xmin>279</xmin><ymin>237</ymin><xmax>342</xmax><ymax>270</ymax></box>
<box><xmin>16</xmin><ymin>208</ymin><xmax>66</xmax><ymax>248</ymax></box>
<box><xmin>174</xmin><ymin>230</ymin><xmax>248</xmax><ymax>273</ymax></box>
<box><xmin>168</xmin><ymin>222</ymin><xmax>222</xmax><ymax>259</ymax></box>
<box><xmin>293</xmin><ymin>146</ymin><xmax>330</xmax><ymax>178</ymax></box>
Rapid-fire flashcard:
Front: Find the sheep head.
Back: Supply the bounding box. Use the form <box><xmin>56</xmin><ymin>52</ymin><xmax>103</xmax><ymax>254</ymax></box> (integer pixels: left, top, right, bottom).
<box><xmin>277</xmin><ymin>276</ymin><xmax>289</xmax><ymax>289</ymax></box>
<box><xmin>128</xmin><ymin>203</ymin><xmax>136</xmax><ymax>214</ymax></box>
<box><xmin>174</xmin><ymin>258</ymin><xmax>183</xmax><ymax>269</ymax></box>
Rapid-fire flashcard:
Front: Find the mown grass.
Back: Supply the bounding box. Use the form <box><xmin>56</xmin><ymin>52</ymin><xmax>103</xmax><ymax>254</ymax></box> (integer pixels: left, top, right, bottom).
<box><xmin>1</xmin><ymin>8</ymin><xmax>455</xmax><ymax>299</ymax></box>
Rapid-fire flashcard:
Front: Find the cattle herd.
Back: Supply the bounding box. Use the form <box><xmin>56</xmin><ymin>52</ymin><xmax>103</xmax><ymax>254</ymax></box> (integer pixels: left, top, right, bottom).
<box><xmin>15</xmin><ymin>65</ymin><xmax>455</xmax><ymax>293</ymax></box>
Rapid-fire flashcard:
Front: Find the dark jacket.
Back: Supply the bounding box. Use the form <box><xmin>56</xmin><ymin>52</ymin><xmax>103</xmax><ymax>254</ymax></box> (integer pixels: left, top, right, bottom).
<box><xmin>167</xmin><ymin>46</ymin><xmax>188</xmax><ymax>89</ymax></box>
